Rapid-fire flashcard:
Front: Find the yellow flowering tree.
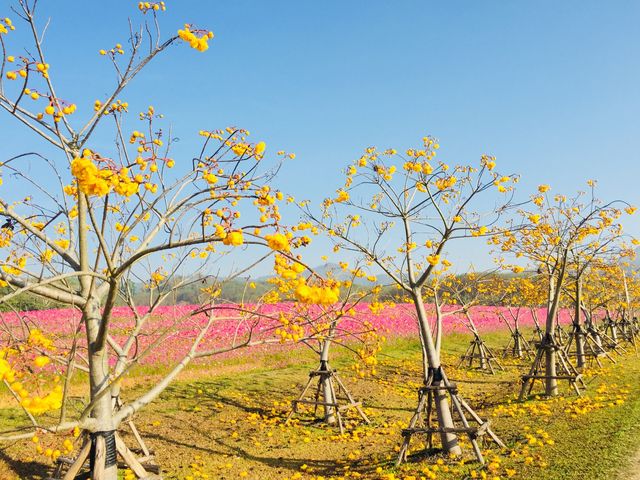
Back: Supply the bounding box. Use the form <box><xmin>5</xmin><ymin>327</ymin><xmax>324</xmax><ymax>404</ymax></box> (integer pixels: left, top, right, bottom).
<box><xmin>496</xmin><ymin>182</ymin><xmax>634</xmax><ymax>398</ymax></box>
<box><xmin>269</xmin><ymin>258</ymin><xmax>383</xmax><ymax>429</ymax></box>
<box><xmin>580</xmin><ymin>259</ymin><xmax>638</xmax><ymax>352</ymax></box>
<box><xmin>306</xmin><ymin>137</ymin><xmax>514</xmax><ymax>463</ymax></box>
<box><xmin>0</xmin><ymin>3</ymin><xmax>298</xmax><ymax>478</ymax></box>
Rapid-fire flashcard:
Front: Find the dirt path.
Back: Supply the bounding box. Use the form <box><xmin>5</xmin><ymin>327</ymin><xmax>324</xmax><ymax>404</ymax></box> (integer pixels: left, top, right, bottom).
<box><xmin>627</xmin><ymin>449</ymin><xmax>640</xmax><ymax>480</ymax></box>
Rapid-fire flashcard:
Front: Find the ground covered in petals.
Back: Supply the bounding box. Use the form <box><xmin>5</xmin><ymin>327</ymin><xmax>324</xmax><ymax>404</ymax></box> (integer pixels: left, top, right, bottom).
<box><xmin>1</xmin><ymin>329</ymin><xmax>640</xmax><ymax>480</ymax></box>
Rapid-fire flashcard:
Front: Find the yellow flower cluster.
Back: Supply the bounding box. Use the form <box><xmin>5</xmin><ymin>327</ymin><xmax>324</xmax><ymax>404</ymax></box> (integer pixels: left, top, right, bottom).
<box><xmin>426</xmin><ymin>254</ymin><xmax>440</xmax><ymax>266</ymax></box>
<box><xmin>435</xmin><ymin>175</ymin><xmax>457</xmax><ymax>191</ymax></box>
<box><xmin>42</xmin><ymin>100</ymin><xmax>76</xmax><ymax>122</ymax></box>
<box><xmin>70</xmin><ymin>150</ymin><xmax>139</xmax><ymax>197</ymax></box>
<box><xmin>471</xmin><ymin>225</ymin><xmax>489</xmax><ymax>237</ymax></box>
<box><xmin>0</xmin><ymin>226</ymin><xmax>13</xmax><ymax>247</ymax></box>
<box><xmin>294</xmin><ymin>280</ymin><xmax>340</xmax><ymax>305</ymax></box>
<box><xmin>150</xmin><ymin>270</ymin><xmax>165</xmax><ymax>286</ymax></box>
<box><xmin>273</xmin><ymin>254</ymin><xmax>305</xmax><ymax>279</ymax></box>
<box><xmin>99</xmin><ymin>42</ymin><xmax>124</xmax><ymax>56</ymax></box>
<box><xmin>481</xmin><ymin>154</ymin><xmax>497</xmax><ymax>170</ymax></box>
<box><xmin>33</xmin><ymin>355</ymin><xmax>50</xmax><ymax>368</ymax></box>
<box><xmin>20</xmin><ymin>386</ymin><xmax>63</xmax><ymax>415</ymax></box>
<box><xmin>265</xmin><ymin>233</ymin><xmax>290</xmax><ymax>252</ymax></box>
<box><xmin>335</xmin><ymin>189</ymin><xmax>350</xmax><ymax>203</ymax></box>
<box><xmin>1</xmin><ymin>329</ymin><xmax>62</xmax><ymax>416</ymax></box>
<box><xmin>0</xmin><ymin>354</ymin><xmax>15</xmax><ymax>383</ymax></box>
<box><xmin>374</xmin><ymin>164</ymin><xmax>397</xmax><ymax>181</ymax></box>
<box><xmin>274</xmin><ymin>313</ymin><xmax>306</xmax><ymax>343</ymax></box>
<box><xmin>403</xmin><ymin>161</ymin><xmax>434</xmax><ymax>175</ymax></box>
<box><xmin>138</xmin><ymin>1</ymin><xmax>166</xmax><ymax>13</ymax></box>
<box><xmin>178</xmin><ymin>25</ymin><xmax>214</xmax><ymax>52</ymax></box>
<box><xmin>222</xmin><ymin>230</ymin><xmax>244</xmax><ymax>246</ymax></box>
<box><xmin>228</xmin><ymin>140</ymin><xmax>267</xmax><ymax>159</ymax></box>
<box><xmin>71</xmin><ymin>154</ymin><xmax>111</xmax><ymax>197</ymax></box>
<box><xmin>27</xmin><ymin>329</ymin><xmax>54</xmax><ymax>350</ymax></box>
<box><xmin>0</xmin><ymin>17</ymin><xmax>15</xmax><ymax>35</ymax></box>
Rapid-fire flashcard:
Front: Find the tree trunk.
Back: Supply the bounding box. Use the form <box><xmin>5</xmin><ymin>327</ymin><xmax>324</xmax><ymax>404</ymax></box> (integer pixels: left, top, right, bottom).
<box><xmin>544</xmin><ymin>335</ymin><xmax>558</xmax><ymax>396</ymax></box>
<box><xmin>574</xmin><ymin>279</ymin><xmax>586</xmax><ymax>368</ymax></box>
<box><xmin>575</xmin><ymin>326</ymin><xmax>586</xmax><ymax>368</ymax></box>
<box><xmin>610</xmin><ymin>319</ymin><xmax>618</xmax><ymax>344</ymax></box>
<box><xmin>86</xmin><ymin>299</ymin><xmax>118</xmax><ymax>480</ymax></box>
<box><xmin>543</xmin><ymin>270</ymin><xmax>561</xmax><ymax>396</ymax></box>
<box><xmin>413</xmin><ymin>290</ymin><xmax>461</xmax><ymax>456</ymax></box>
<box><xmin>319</xmin><ymin>341</ymin><xmax>336</xmax><ymax>425</ymax></box>
<box><xmin>514</xmin><ymin>328</ymin><xmax>522</xmax><ymax>357</ymax></box>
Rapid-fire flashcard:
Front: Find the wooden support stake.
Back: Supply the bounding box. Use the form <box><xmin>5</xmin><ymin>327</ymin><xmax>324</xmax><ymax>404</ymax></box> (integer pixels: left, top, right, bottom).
<box><xmin>115</xmin><ymin>433</ymin><xmax>149</xmax><ymax>478</ymax></box>
<box><xmin>62</xmin><ymin>439</ymin><xmax>91</xmax><ymax>480</ymax></box>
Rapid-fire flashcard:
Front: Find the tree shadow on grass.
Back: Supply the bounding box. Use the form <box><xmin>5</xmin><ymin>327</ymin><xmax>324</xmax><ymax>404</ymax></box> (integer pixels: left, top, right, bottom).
<box><xmin>0</xmin><ymin>448</ymin><xmax>51</xmax><ymax>480</ymax></box>
<box><xmin>160</xmin><ymin>375</ymin><xmax>309</xmax><ymax>417</ymax></box>
<box><xmin>142</xmin><ymin>423</ymin><xmax>387</xmax><ymax>479</ymax></box>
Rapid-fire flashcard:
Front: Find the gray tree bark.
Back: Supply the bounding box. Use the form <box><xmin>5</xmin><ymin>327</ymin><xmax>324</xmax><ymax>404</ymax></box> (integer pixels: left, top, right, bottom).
<box><xmin>413</xmin><ymin>290</ymin><xmax>461</xmax><ymax>455</ymax></box>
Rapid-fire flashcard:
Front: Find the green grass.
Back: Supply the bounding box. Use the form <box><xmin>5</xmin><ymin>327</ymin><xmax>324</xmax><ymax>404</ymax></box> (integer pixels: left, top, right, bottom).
<box><xmin>1</xmin><ymin>330</ymin><xmax>639</xmax><ymax>480</ymax></box>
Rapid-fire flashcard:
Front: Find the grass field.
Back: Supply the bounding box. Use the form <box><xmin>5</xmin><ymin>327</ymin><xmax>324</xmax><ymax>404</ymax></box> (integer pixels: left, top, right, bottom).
<box><xmin>1</xmin><ymin>329</ymin><xmax>639</xmax><ymax>480</ymax></box>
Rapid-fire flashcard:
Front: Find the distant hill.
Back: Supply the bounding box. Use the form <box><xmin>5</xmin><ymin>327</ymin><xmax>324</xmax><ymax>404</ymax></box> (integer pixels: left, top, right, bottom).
<box><xmin>256</xmin><ymin>262</ymin><xmax>394</xmax><ymax>285</ymax></box>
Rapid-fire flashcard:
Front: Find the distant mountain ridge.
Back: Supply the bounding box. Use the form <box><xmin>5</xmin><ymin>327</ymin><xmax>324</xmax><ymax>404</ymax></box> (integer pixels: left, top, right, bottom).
<box><xmin>256</xmin><ymin>262</ymin><xmax>394</xmax><ymax>285</ymax></box>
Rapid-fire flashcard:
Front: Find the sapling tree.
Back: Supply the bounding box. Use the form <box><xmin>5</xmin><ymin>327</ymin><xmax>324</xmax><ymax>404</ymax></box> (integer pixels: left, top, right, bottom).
<box><xmin>270</xmin><ymin>258</ymin><xmax>382</xmax><ymax>430</ymax></box>
<box><xmin>492</xmin><ymin>276</ymin><xmax>535</xmax><ymax>359</ymax></box>
<box><xmin>615</xmin><ymin>265</ymin><xmax>640</xmax><ymax>347</ymax></box>
<box><xmin>0</xmin><ymin>3</ymin><xmax>303</xmax><ymax>478</ymax></box>
<box><xmin>442</xmin><ymin>273</ymin><xmax>505</xmax><ymax>374</ymax></box>
<box><xmin>562</xmin><ymin>217</ymin><xmax>631</xmax><ymax>369</ymax></box>
<box><xmin>305</xmin><ymin>138</ymin><xmax>513</xmax><ymax>462</ymax></box>
<box><xmin>496</xmin><ymin>182</ymin><xmax>634</xmax><ymax>398</ymax></box>
<box><xmin>580</xmin><ymin>259</ymin><xmax>634</xmax><ymax>354</ymax></box>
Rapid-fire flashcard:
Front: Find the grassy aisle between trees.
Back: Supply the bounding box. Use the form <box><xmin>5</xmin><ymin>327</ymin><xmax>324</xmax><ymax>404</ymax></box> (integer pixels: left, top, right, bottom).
<box><xmin>1</xmin><ymin>331</ymin><xmax>639</xmax><ymax>480</ymax></box>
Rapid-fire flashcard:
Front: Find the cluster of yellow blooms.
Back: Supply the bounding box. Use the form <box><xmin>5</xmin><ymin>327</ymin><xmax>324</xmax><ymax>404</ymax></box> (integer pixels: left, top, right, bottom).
<box><xmin>0</xmin><ymin>329</ymin><xmax>63</xmax><ymax>416</ymax></box>
<box><xmin>265</xmin><ymin>233</ymin><xmax>290</xmax><ymax>252</ymax></box>
<box><xmin>480</xmin><ymin>154</ymin><xmax>497</xmax><ymax>171</ymax></box>
<box><xmin>434</xmin><ymin>175</ymin><xmax>457</xmax><ymax>191</ymax></box>
<box><xmin>70</xmin><ymin>149</ymin><xmax>139</xmax><ymax>197</ymax></box>
<box><xmin>222</xmin><ymin>230</ymin><xmax>244</xmax><ymax>246</ymax></box>
<box><xmin>99</xmin><ymin>42</ymin><xmax>125</xmax><ymax>56</ymax></box>
<box><xmin>230</xmin><ymin>140</ymin><xmax>266</xmax><ymax>159</ymax></box>
<box><xmin>274</xmin><ymin>313</ymin><xmax>306</xmax><ymax>343</ymax></box>
<box><xmin>20</xmin><ymin>385</ymin><xmax>63</xmax><ymax>415</ymax></box>
<box><xmin>294</xmin><ymin>279</ymin><xmax>340</xmax><ymax>305</ymax></box>
<box><xmin>32</xmin><ymin>427</ymin><xmax>80</xmax><ymax>463</ymax></box>
<box><xmin>2</xmin><ymin>252</ymin><xmax>27</xmax><ymax>277</ymax></box>
<box><xmin>273</xmin><ymin>254</ymin><xmax>305</xmax><ymax>280</ymax></box>
<box><xmin>178</xmin><ymin>25</ymin><xmax>214</xmax><ymax>52</ymax></box>
<box><xmin>0</xmin><ymin>353</ymin><xmax>15</xmax><ymax>383</ymax></box>
<box><xmin>41</xmin><ymin>99</ymin><xmax>77</xmax><ymax>123</ymax></box>
<box><xmin>0</xmin><ymin>16</ymin><xmax>15</xmax><ymax>35</ymax></box>
<box><xmin>403</xmin><ymin>160</ymin><xmax>434</xmax><ymax>175</ymax></box>
<box><xmin>6</xmin><ymin>59</ymin><xmax>50</xmax><ymax>84</ymax></box>
<box><xmin>0</xmin><ymin>226</ymin><xmax>13</xmax><ymax>247</ymax></box>
<box><xmin>138</xmin><ymin>1</ymin><xmax>166</xmax><ymax>13</ymax></box>
<box><xmin>149</xmin><ymin>269</ymin><xmax>166</xmax><ymax>288</ymax></box>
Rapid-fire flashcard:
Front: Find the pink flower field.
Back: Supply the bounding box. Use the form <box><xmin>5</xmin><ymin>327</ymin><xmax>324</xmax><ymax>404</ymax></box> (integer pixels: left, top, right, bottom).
<box><xmin>1</xmin><ymin>303</ymin><xmax>574</xmax><ymax>367</ymax></box>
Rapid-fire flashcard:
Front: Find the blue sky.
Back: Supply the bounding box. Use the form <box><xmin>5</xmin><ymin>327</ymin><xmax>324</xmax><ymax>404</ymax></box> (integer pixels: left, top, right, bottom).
<box><xmin>2</xmin><ymin>0</ymin><xmax>639</xmax><ymax>271</ymax></box>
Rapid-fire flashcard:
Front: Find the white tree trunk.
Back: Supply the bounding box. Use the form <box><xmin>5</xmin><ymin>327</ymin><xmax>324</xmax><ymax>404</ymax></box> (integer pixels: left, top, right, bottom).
<box><xmin>413</xmin><ymin>290</ymin><xmax>461</xmax><ymax>455</ymax></box>
<box><xmin>319</xmin><ymin>341</ymin><xmax>336</xmax><ymax>425</ymax></box>
<box><xmin>86</xmin><ymin>299</ymin><xmax>118</xmax><ymax>480</ymax></box>
<box><xmin>574</xmin><ymin>279</ymin><xmax>586</xmax><ymax>368</ymax></box>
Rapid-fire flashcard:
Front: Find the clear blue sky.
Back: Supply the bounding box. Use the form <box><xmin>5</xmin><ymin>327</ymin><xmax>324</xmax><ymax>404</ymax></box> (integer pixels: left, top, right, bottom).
<box><xmin>3</xmin><ymin>0</ymin><xmax>639</xmax><ymax>271</ymax></box>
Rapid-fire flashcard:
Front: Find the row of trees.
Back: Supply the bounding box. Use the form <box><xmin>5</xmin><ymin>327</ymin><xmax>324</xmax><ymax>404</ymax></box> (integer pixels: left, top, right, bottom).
<box><xmin>0</xmin><ymin>2</ymin><xmax>637</xmax><ymax>478</ymax></box>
